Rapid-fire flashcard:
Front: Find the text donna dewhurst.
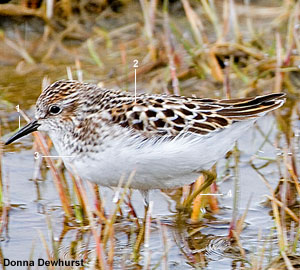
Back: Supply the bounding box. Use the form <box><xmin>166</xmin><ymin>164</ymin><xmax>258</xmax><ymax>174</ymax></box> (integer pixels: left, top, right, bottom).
<box><xmin>4</xmin><ymin>258</ymin><xmax>84</xmax><ymax>267</ymax></box>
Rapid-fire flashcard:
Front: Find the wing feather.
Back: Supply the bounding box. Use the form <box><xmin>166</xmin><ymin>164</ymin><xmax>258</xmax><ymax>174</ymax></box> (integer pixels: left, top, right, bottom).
<box><xmin>107</xmin><ymin>92</ymin><xmax>285</xmax><ymax>137</ymax></box>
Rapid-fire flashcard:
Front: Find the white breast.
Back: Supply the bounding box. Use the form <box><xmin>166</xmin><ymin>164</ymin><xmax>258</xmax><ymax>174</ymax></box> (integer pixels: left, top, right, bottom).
<box><xmin>63</xmin><ymin>119</ymin><xmax>256</xmax><ymax>190</ymax></box>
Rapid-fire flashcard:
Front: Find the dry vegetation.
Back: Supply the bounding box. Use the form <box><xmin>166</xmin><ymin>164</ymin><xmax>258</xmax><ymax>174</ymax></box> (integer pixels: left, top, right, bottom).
<box><xmin>0</xmin><ymin>0</ymin><xmax>299</xmax><ymax>269</ymax></box>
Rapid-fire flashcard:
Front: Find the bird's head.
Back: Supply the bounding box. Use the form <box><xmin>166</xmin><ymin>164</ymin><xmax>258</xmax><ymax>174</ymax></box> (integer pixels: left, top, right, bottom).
<box><xmin>5</xmin><ymin>80</ymin><xmax>96</xmax><ymax>145</ymax></box>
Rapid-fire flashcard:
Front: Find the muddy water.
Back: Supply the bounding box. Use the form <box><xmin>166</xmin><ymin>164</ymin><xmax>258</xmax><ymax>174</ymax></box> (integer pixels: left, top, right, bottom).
<box><xmin>2</xmin><ymin>73</ymin><xmax>294</xmax><ymax>269</ymax></box>
<box><xmin>1</xmin><ymin>1</ymin><xmax>300</xmax><ymax>269</ymax></box>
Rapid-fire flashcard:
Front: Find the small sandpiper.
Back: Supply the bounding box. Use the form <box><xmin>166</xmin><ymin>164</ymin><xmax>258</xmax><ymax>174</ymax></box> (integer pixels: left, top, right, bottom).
<box><xmin>5</xmin><ymin>80</ymin><xmax>285</xmax><ymax>197</ymax></box>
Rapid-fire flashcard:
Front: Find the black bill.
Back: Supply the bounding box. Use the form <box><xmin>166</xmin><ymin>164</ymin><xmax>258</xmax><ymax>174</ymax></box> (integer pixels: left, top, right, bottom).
<box><xmin>5</xmin><ymin>120</ymin><xmax>40</xmax><ymax>145</ymax></box>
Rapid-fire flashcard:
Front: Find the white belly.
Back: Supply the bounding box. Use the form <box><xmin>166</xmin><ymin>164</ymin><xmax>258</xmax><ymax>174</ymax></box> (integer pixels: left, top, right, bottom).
<box><xmin>61</xmin><ymin>120</ymin><xmax>255</xmax><ymax>190</ymax></box>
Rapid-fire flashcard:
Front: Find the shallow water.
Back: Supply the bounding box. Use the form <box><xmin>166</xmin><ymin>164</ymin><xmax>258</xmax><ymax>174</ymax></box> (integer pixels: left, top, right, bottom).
<box><xmin>1</xmin><ymin>0</ymin><xmax>300</xmax><ymax>269</ymax></box>
<box><xmin>2</xmin><ymin>100</ymin><xmax>296</xmax><ymax>269</ymax></box>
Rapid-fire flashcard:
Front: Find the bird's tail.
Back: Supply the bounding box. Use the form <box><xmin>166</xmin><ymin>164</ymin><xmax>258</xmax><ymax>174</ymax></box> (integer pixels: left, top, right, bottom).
<box><xmin>216</xmin><ymin>93</ymin><xmax>286</xmax><ymax>120</ymax></box>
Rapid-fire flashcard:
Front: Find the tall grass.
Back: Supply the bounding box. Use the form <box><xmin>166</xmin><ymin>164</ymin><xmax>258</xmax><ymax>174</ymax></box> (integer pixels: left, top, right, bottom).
<box><xmin>0</xmin><ymin>0</ymin><xmax>299</xmax><ymax>268</ymax></box>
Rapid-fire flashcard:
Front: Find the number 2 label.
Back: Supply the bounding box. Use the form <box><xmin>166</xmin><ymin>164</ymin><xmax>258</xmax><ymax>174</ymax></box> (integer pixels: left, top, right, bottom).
<box><xmin>133</xmin><ymin>60</ymin><xmax>139</xmax><ymax>68</ymax></box>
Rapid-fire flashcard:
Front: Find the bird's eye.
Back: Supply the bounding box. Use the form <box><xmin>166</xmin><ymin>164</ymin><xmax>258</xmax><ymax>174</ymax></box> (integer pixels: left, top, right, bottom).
<box><xmin>49</xmin><ymin>105</ymin><xmax>62</xmax><ymax>115</ymax></box>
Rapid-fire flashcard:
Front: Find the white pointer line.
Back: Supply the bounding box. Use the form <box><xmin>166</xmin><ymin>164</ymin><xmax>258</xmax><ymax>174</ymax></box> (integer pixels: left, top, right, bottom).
<box><xmin>42</xmin><ymin>156</ymin><xmax>74</xmax><ymax>158</ymax></box>
<box><xmin>198</xmin><ymin>193</ymin><xmax>224</xmax><ymax>196</ymax></box>
<box><xmin>134</xmin><ymin>68</ymin><xmax>137</xmax><ymax>103</ymax></box>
